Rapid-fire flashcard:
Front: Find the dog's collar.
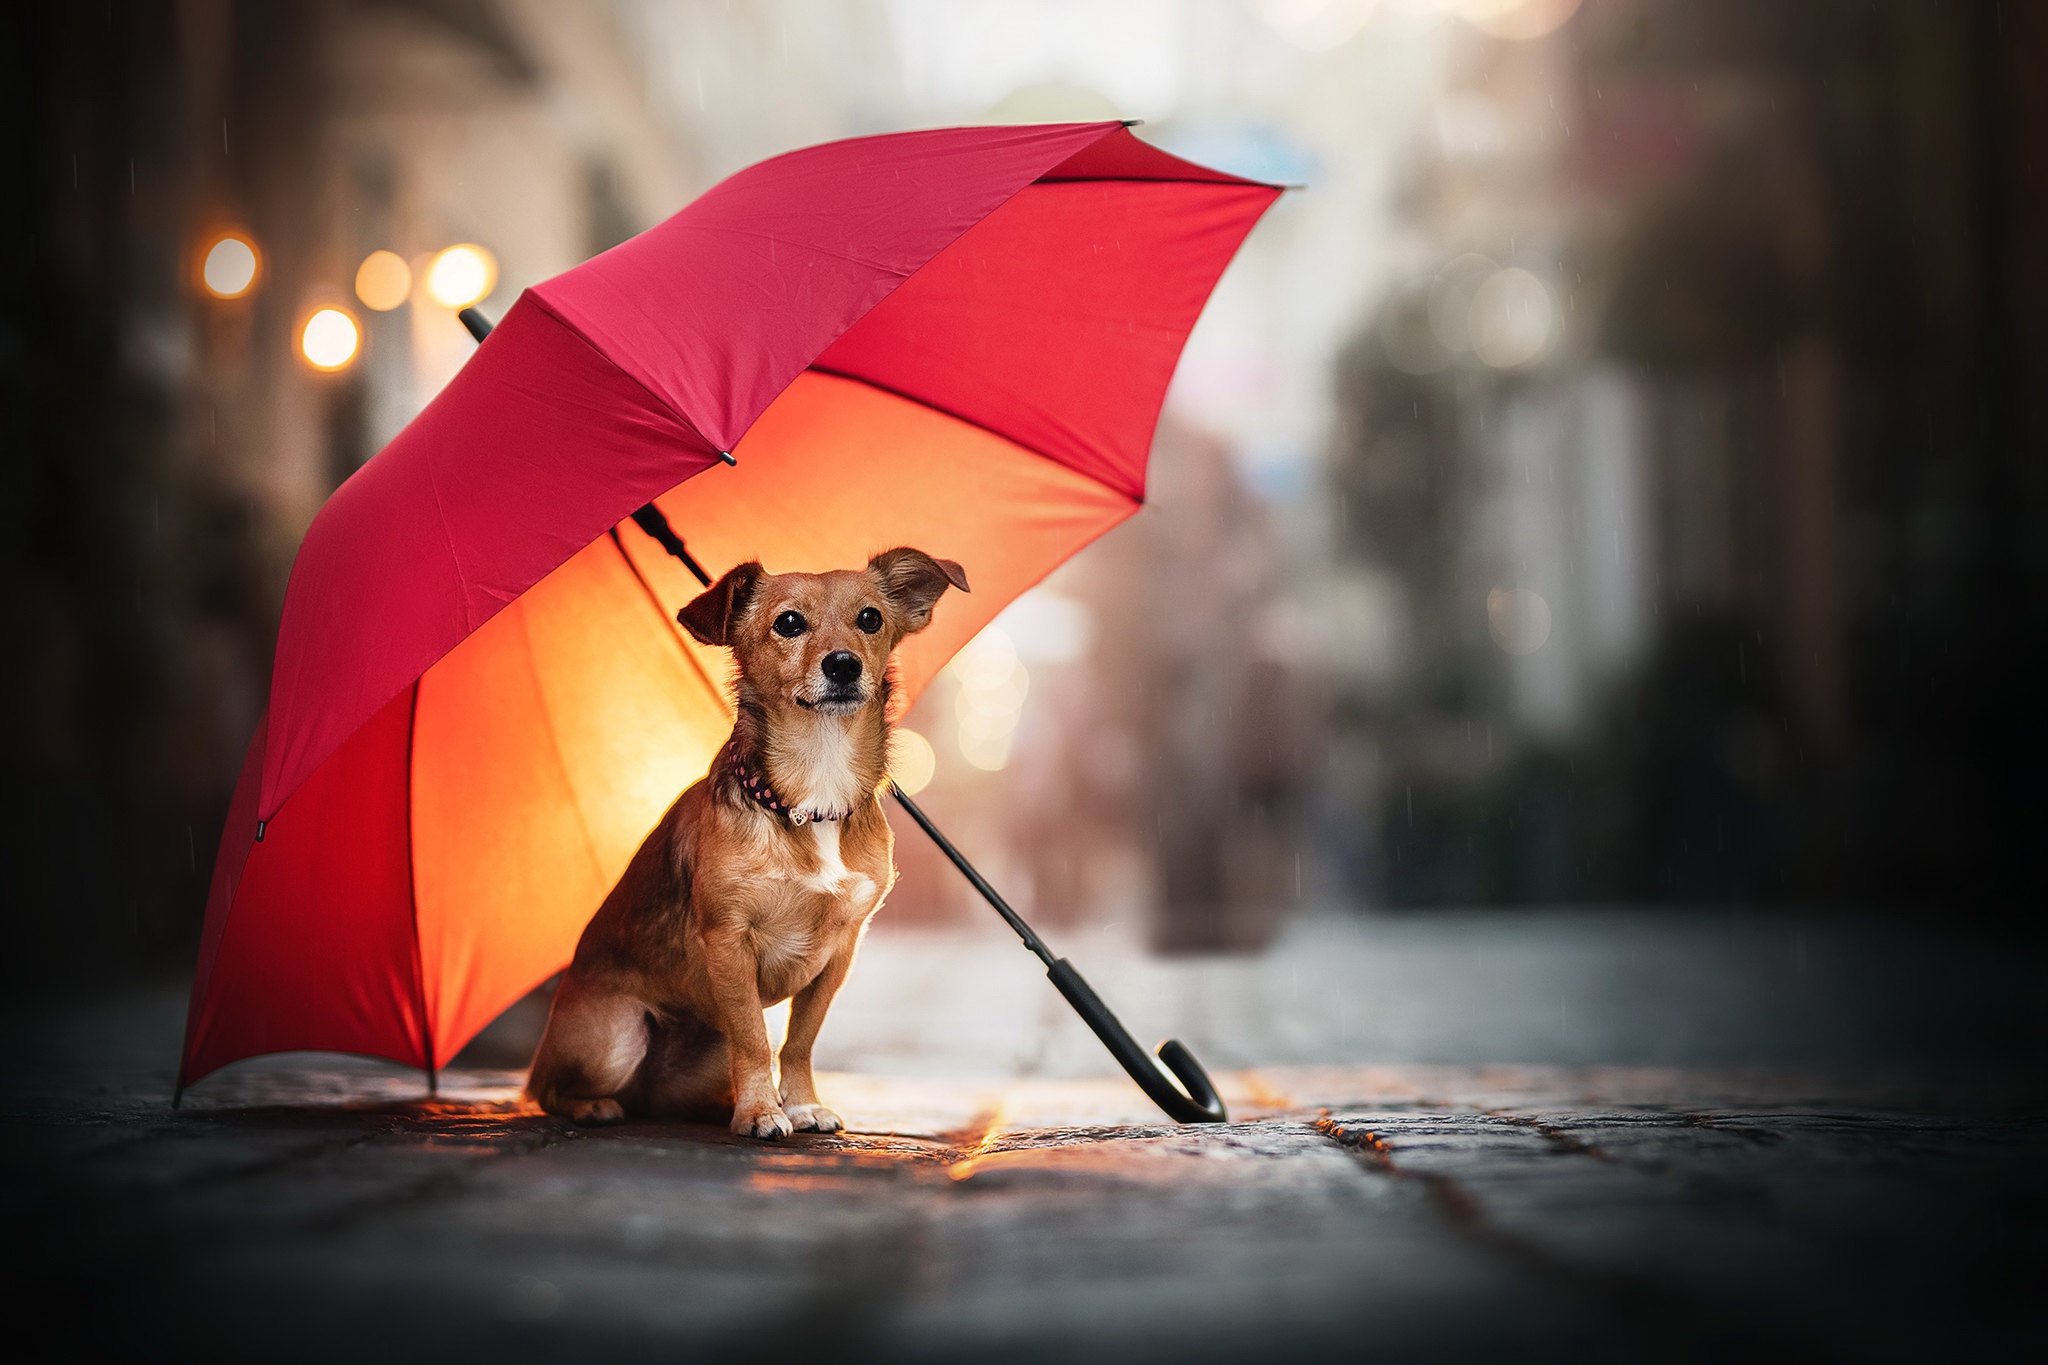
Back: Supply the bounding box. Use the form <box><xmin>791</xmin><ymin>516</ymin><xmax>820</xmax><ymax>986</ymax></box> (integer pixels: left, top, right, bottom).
<box><xmin>731</xmin><ymin>759</ymin><xmax>849</xmax><ymax>826</ymax></box>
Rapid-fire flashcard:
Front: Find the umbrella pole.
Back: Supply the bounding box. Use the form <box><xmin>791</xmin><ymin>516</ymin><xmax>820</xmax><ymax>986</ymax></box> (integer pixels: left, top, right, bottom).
<box><xmin>459</xmin><ymin>307</ymin><xmax>1227</xmax><ymax>1124</ymax></box>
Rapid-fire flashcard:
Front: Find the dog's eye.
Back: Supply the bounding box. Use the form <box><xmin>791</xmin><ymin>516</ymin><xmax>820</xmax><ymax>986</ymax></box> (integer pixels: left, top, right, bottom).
<box><xmin>772</xmin><ymin>611</ymin><xmax>807</xmax><ymax>638</ymax></box>
<box><xmin>856</xmin><ymin>606</ymin><xmax>883</xmax><ymax>634</ymax></box>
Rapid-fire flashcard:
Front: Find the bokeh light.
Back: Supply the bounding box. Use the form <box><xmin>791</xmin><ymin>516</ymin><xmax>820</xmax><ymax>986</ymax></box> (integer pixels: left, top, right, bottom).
<box><xmin>887</xmin><ymin>727</ymin><xmax>937</xmax><ymax>795</ymax></box>
<box><xmin>1255</xmin><ymin>0</ymin><xmax>1376</xmax><ymax>52</ymax></box>
<box><xmin>1469</xmin><ymin>266</ymin><xmax>1552</xmax><ymax>368</ymax></box>
<box><xmin>354</xmin><ymin>250</ymin><xmax>412</xmax><ymax>311</ymax></box>
<box><xmin>299</xmin><ymin>307</ymin><xmax>361</xmax><ymax>372</ymax></box>
<box><xmin>949</xmin><ymin>626</ymin><xmax>1030</xmax><ymax>771</ymax></box>
<box><xmin>992</xmin><ymin>590</ymin><xmax>1094</xmax><ymax>664</ymax></box>
<box><xmin>425</xmin><ymin>244</ymin><xmax>497</xmax><ymax>308</ymax></box>
<box><xmin>1486</xmin><ymin>586</ymin><xmax>1552</xmax><ymax>655</ymax></box>
<box><xmin>1457</xmin><ymin>0</ymin><xmax>1583</xmax><ymax>42</ymax></box>
<box><xmin>200</xmin><ymin>235</ymin><xmax>259</xmax><ymax>298</ymax></box>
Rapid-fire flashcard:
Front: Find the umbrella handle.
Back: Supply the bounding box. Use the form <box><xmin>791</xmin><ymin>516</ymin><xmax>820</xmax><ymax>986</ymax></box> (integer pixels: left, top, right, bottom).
<box><xmin>889</xmin><ymin>787</ymin><xmax>1228</xmax><ymax>1124</ymax></box>
<box><xmin>1046</xmin><ymin>959</ymin><xmax>1229</xmax><ymax>1124</ymax></box>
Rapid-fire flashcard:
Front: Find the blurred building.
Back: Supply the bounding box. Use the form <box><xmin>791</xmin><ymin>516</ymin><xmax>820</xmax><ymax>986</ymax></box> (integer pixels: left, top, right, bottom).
<box><xmin>1324</xmin><ymin>0</ymin><xmax>2048</xmax><ymax>912</ymax></box>
<box><xmin>5</xmin><ymin>0</ymin><xmax>698</xmax><ymax>977</ymax></box>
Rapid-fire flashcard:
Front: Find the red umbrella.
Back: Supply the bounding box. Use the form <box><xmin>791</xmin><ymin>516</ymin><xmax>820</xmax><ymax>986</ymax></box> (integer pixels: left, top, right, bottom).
<box><xmin>179</xmin><ymin>122</ymin><xmax>1280</xmax><ymax>1110</ymax></box>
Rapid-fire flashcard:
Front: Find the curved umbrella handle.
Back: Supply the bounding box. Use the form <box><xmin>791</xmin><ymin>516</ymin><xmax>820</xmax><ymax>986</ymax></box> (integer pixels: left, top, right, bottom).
<box><xmin>887</xmin><ymin>786</ymin><xmax>1227</xmax><ymax>1124</ymax></box>
<box><xmin>1045</xmin><ymin>958</ymin><xmax>1229</xmax><ymax>1124</ymax></box>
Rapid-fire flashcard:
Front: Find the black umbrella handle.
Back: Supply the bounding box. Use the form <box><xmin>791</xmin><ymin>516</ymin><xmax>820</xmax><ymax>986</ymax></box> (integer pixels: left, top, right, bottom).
<box><xmin>889</xmin><ymin>786</ymin><xmax>1228</xmax><ymax>1124</ymax></box>
<box><xmin>1046</xmin><ymin>960</ymin><xmax>1229</xmax><ymax>1124</ymax></box>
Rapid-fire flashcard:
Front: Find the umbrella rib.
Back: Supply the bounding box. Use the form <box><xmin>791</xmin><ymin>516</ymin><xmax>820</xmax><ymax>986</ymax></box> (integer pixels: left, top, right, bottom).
<box><xmin>605</xmin><ymin>526</ymin><xmax>734</xmax><ymax>717</ymax></box>
<box><xmin>511</xmin><ymin>596</ymin><xmax>611</xmax><ymax>907</ymax></box>
<box><xmin>525</xmin><ymin>293</ymin><xmax>720</xmax><ymax>459</ymax></box>
<box><xmin>404</xmin><ymin>682</ymin><xmax>437</xmax><ymax>1090</ymax></box>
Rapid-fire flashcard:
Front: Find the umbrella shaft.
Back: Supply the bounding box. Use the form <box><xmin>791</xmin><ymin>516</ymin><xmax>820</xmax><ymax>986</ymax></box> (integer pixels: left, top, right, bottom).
<box><xmin>888</xmin><ymin>785</ymin><xmax>1054</xmax><ymax>966</ymax></box>
<box><xmin>629</xmin><ymin>505</ymin><xmax>713</xmax><ymax>587</ymax></box>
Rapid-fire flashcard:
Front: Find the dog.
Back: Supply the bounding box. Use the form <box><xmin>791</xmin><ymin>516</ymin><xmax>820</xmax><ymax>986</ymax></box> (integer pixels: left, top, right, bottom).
<box><xmin>526</xmin><ymin>547</ymin><xmax>969</xmax><ymax>1137</ymax></box>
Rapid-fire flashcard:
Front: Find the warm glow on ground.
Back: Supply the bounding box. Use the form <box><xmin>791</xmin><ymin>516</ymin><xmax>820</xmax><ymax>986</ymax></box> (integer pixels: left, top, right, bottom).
<box><xmin>300</xmin><ymin>307</ymin><xmax>360</xmax><ymax>371</ymax></box>
<box><xmin>354</xmin><ymin>250</ymin><xmax>412</xmax><ymax>311</ymax></box>
<box><xmin>201</xmin><ymin>235</ymin><xmax>259</xmax><ymax>298</ymax></box>
<box><xmin>425</xmin><ymin>244</ymin><xmax>497</xmax><ymax>308</ymax></box>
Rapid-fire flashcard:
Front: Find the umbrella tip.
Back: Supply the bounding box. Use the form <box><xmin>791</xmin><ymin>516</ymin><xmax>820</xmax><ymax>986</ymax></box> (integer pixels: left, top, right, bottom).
<box><xmin>254</xmin><ymin>820</ymin><xmax>266</xmax><ymax>843</ymax></box>
<box><xmin>717</xmin><ymin>450</ymin><xmax>737</xmax><ymax>466</ymax></box>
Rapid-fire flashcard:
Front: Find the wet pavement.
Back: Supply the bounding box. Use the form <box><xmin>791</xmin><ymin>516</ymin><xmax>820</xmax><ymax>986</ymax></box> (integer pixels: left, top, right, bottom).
<box><xmin>6</xmin><ymin>912</ymin><xmax>2044</xmax><ymax>1361</ymax></box>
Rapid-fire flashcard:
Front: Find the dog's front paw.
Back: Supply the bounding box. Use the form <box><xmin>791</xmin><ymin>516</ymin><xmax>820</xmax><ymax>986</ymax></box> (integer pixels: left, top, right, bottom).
<box><xmin>731</xmin><ymin>1104</ymin><xmax>793</xmax><ymax>1140</ymax></box>
<box><xmin>784</xmin><ymin>1102</ymin><xmax>843</xmax><ymax>1134</ymax></box>
<box><xmin>565</xmin><ymin>1097</ymin><xmax>626</xmax><ymax>1127</ymax></box>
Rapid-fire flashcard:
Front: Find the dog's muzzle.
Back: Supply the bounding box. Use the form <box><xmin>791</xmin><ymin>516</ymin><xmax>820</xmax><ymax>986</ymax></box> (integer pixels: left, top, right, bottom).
<box><xmin>798</xmin><ymin>650</ymin><xmax>867</xmax><ymax>713</ymax></box>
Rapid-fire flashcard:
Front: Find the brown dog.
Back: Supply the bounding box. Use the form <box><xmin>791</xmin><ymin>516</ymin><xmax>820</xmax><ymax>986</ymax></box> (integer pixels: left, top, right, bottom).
<box><xmin>526</xmin><ymin>548</ymin><xmax>968</xmax><ymax>1137</ymax></box>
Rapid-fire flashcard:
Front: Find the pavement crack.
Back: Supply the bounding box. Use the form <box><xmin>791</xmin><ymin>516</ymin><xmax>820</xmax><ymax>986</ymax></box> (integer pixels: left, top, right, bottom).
<box><xmin>1481</xmin><ymin>1109</ymin><xmax>1619</xmax><ymax>1163</ymax></box>
<box><xmin>1676</xmin><ymin>1111</ymin><xmax>1787</xmax><ymax>1145</ymax></box>
<box><xmin>1309</xmin><ymin>1115</ymin><xmax>1712</xmax><ymax>1330</ymax></box>
<box><xmin>1312</xmin><ymin>1116</ymin><xmax>1481</xmax><ymax>1224</ymax></box>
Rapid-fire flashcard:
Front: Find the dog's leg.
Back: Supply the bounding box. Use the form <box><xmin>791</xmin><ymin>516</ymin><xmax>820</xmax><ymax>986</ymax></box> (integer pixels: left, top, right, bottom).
<box><xmin>642</xmin><ymin>1009</ymin><xmax>734</xmax><ymax>1121</ymax></box>
<box><xmin>526</xmin><ymin>987</ymin><xmax>649</xmax><ymax>1127</ymax></box>
<box><xmin>777</xmin><ymin>945</ymin><xmax>855</xmax><ymax>1133</ymax></box>
<box><xmin>701</xmin><ymin>923</ymin><xmax>791</xmax><ymax>1138</ymax></box>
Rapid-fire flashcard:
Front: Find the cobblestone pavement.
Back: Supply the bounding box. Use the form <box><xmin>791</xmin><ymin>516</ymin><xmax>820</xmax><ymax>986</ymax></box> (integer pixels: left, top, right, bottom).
<box><xmin>6</xmin><ymin>913</ymin><xmax>2043</xmax><ymax>1361</ymax></box>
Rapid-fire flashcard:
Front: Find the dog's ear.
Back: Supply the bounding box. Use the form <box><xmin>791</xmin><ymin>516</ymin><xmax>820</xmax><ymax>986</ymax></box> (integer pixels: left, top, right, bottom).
<box><xmin>867</xmin><ymin>547</ymin><xmax>970</xmax><ymax>634</ymax></box>
<box><xmin>678</xmin><ymin>561</ymin><xmax>764</xmax><ymax>647</ymax></box>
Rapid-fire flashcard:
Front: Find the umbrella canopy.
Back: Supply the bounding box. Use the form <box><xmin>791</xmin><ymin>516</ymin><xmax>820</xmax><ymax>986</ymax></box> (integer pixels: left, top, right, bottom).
<box><xmin>180</xmin><ymin>121</ymin><xmax>1280</xmax><ymax>1092</ymax></box>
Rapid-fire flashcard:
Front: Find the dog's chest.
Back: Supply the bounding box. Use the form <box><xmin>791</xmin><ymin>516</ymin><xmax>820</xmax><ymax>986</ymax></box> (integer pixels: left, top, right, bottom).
<box><xmin>749</xmin><ymin>821</ymin><xmax>882</xmax><ymax>991</ymax></box>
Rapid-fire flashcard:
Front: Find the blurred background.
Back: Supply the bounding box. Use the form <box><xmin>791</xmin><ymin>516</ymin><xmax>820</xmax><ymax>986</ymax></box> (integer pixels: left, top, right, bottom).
<box><xmin>5</xmin><ymin>0</ymin><xmax>2045</xmax><ymax>1014</ymax></box>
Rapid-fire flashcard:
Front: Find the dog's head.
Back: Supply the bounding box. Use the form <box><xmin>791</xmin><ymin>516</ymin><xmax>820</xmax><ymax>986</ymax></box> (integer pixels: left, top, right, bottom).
<box><xmin>678</xmin><ymin>548</ymin><xmax>970</xmax><ymax>717</ymax></box>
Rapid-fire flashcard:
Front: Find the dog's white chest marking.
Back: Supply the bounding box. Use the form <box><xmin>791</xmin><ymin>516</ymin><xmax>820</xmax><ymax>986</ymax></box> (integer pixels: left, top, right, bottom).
<box><xmin>803</xmin><ymin>820</ymin><xmax>849</xmax><ymax>892</ymax></box>
<box><xmin>802</xmin><ymin>821</ymin><xmax>876</xmax><ymax>909</ymax></box>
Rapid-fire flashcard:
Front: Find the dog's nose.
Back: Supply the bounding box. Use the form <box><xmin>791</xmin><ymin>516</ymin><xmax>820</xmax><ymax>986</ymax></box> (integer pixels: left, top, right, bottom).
<box><xmin>821</xmin><ymin>650</ymin><xmax>862</xmax><ymax>686</ymax></box>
